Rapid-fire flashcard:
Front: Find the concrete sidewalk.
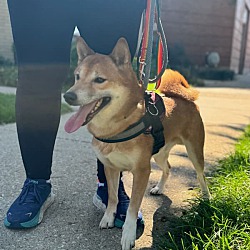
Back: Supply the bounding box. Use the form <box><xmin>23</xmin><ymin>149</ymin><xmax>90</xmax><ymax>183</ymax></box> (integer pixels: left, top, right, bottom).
<box><xmin>0</xmin><ymin>86</ymin><xmax>16</xmax><ymax>95</ymax></box>
<box><xmin>203</xmin><ymin>72</ymin><xmax>250</xmax><ymax>88</ymax></box>
<box><xmin>0</xmin><ymin>77</ymin><xmax>250</xmax><ymax>249</ymax></box>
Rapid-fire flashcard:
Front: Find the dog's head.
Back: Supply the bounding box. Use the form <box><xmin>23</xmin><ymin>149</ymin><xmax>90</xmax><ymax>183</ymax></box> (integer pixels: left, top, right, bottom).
<box><xmin>64</xmin><ymin>37</ymin><xmax>143</xmax><ymax>134</ymax></box>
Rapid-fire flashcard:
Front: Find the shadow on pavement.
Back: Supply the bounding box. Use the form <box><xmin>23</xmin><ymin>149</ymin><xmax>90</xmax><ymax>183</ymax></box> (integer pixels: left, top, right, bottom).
<box><xmin>138</xmin><ymin>194</ymin><xmax>185</xmax><ymax>250</ymax></box>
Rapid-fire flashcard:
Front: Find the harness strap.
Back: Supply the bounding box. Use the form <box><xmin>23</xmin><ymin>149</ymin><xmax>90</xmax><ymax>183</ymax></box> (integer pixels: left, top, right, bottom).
<box><xmin>95</xmin><ymin>117</ymin><xmax>149</xmax><ymax>143</ymax></box>
<box><xmin>144</xmin><ymin>92</ymin><xmax>165</xmax><ymax>154</ymax></box>
<box><xmin>95</xmin><ymin>92</ymin><xmax>165</xmax><ymax>155</ymax></box>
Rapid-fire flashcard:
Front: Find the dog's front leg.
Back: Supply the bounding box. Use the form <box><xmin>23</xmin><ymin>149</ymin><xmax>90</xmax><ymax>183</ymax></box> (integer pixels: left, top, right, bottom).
<box><xmin>99</xmin><ymin>167</ymin><xmax>120</xmax><ymax>229</ymax></box>
<box><xmin>121</xmin><ymin>166</ymin><xmax>150</xmax><ymax>250</ymax></box>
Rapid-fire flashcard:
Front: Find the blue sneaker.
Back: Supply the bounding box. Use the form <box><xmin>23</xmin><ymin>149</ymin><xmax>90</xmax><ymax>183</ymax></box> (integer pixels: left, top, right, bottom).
<box><xmin>4</xmin><ymin>179</ymin><xmax>55</xmax><ymax>229</ymax></box>
<box><xmin>92</xmin><ymin>180</ymin><xmax>144</xmax><ymax>232</ymax></box>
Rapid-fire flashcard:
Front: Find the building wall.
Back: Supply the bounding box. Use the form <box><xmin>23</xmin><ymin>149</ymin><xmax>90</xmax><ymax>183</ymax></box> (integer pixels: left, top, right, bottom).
<box><xmin>244</xmin><ymin>15</ymin><xmax>250</xmax><ymax>72</ymax></box>
<box><xmin>161</xmin><ymin>0</ymin><xmax>236</xmax><ymax>68</ymax></box>
<box><xmin>0</xmin><ymin>0</ymin><xmax>13</xmax><ymax>61</ymax></box>
<box><xmin>231</xmin><ymin>0</ymin><xmax>250</xmax><ymax>73</ymax></box>
<box><xmin>1</xmin><ymin>1</ymin><xmax>250</xmax><ymax>73</ymax></box>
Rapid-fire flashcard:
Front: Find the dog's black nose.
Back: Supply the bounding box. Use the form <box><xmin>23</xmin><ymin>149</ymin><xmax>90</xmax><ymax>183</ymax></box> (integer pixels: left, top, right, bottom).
<box><xmin>64</xmin><ymin>92</ymin><xmax>77</xmax><ymax>104</ymax></box>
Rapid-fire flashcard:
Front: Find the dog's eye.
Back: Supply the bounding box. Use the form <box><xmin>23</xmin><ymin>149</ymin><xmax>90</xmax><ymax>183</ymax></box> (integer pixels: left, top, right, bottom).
<box><xmin>94</xmin><ymin>77</ymin><xmax>106</xmax><ymax>84</ymax></box>
<box><xmin>75</xmin><ymin>74</ymin><xmax>80</xmax><ymax>81</ymax></box>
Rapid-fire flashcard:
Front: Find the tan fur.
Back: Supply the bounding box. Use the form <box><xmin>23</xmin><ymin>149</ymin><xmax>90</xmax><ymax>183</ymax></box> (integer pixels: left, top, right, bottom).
<box><xmin>159</xmin><ymin>69</ymin><xmax>199</xmax><ymax>102</ymax></box>
<box><xmin>64</xmin><ymin>37</ymin><xmax>210</xmax><ymax>250</ymax></box>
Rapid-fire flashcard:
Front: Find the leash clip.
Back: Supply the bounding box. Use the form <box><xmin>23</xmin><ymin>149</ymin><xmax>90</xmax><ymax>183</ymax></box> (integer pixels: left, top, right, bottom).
<box><xmin>138</xmin><ymin>56</ymin><xmax>147</xmax><ymax>82</ymax></box>
<box><xmin>145</xmin><ymin>91</ymin><xmax>159</xmax><ymax>116</ymax></box>
<box><xmin>147</xmin><ymin>104</ymin><xmax>159</xmax><ymax>116</ymax></box>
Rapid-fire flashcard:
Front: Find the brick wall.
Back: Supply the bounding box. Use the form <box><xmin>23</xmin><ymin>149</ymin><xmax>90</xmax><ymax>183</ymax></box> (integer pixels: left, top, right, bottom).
<box><xmin>0</xmin><ymin>0</ymin><xmax>14</xmax><ymax>61</ymax></box>
<box><xmin>1</xmin><ymin>1</ymin><xmax>249</xmax><ymax>73</ymax></box>
<box><xmin>161</xmin><ymin>0</ymin><xmax>236</xmax><ymax>68</ymax></box>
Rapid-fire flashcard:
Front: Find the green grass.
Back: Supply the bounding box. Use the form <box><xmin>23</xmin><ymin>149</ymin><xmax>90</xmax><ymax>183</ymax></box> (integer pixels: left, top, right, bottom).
<box><xmin>0</xmin><ymin>93</ymin><xmax>16</xmax><ymax>124</ymax></box>
<box><xmin>0</xmin><ymin>66</ymin><xmax>18</xmax><ymax>87</ymax></box>
<box><xmin>0</xmin><ymin>93</ymin><xmax>72</xmax><ymax>125</ymax></box>
<box><xmin>159</xmin><ymin>125</ymin><xmax>250</xmax><ymax>250</ymax></box>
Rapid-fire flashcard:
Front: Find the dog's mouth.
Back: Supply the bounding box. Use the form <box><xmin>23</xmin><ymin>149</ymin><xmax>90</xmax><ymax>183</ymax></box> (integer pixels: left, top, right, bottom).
<box><xmin>64</xmin><ymin>97</ymin><xmax>111</xmax><ymax>133</ymax></box>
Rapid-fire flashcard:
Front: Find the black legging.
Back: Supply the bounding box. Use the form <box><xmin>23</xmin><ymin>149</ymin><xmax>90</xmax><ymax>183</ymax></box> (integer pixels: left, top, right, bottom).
<box><xmin>7</xmin><ymin>0</ymin><xmax>146</xmax><ymax>180</ymax></box>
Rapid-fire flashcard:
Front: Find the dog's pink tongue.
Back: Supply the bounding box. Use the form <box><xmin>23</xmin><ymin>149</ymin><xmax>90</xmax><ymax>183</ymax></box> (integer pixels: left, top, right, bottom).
<box><xmin>64</xmin><ymin>101</ymin><xmax>97</xmax><ymax>133</ymax></box>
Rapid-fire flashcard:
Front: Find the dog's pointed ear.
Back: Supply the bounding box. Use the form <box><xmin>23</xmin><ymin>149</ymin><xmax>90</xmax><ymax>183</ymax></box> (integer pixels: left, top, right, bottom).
<box><xmin>110</xmin><ymin>38</ymin><xmax>131</xmax><ymax>66</ymax></box>
<box><xmin>76</xmin><ymin>36</ymin><xmax>95</xmax><ymax>65</ymax></box>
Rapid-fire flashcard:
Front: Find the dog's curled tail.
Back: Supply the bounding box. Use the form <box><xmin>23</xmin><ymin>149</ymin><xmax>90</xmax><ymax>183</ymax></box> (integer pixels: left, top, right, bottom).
<box><xmin>158</xmin><ymin>69</ymin><xmax>199</xmax><ymax>102</ymax></box>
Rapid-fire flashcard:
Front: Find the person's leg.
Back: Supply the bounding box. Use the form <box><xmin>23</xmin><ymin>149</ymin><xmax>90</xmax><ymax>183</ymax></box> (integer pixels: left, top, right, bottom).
<box><xmin>77</xmin><ymin>0</ymin><xmax>145</xmax><ymax>55</ymax></box>
<box><xmin>5</xmin><ymin>0</ymin><xmax>76</xmax><ymax>229</ymax></box>
<box><xmin>77</xmin><ymin>0</ymin><xmax>146</xmax><ymax>230</ymax></box>
<box><xmin>9</xmin><ymin>0</ymin><xmax>76</xmax><ymax>179</ymax></box>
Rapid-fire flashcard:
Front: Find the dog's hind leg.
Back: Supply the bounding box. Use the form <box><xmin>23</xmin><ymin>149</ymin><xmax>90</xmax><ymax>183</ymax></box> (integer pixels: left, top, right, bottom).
<box><xmin>99</xmin><ymin>167</ymin><xmax>120</xmax><ymax>229</ymax></box>
<box><xmin>184</xmin><ymin>140</ymin><xmax>211</xmax><ymax>199</ymax></box>
<box><xmin>150</xmin><ymin>145</ymin><xmax>172</xmax><ymax>195</ymax></box>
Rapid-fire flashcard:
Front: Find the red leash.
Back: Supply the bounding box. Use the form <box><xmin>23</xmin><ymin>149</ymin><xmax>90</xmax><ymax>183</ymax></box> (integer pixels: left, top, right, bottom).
<box><xmin>138</xmin><ymin>0</ymin><xmax>168</xmax><ymax>90</ymax></box>
<box><xmin>156</xmin><ymin>35</ymin><xmax>163</xmax><ymax>89</ymax></box>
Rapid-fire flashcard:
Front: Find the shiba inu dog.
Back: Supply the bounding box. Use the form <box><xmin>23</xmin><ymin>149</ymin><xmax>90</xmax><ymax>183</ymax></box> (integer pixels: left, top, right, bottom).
<box><xmin>64</xmin><ymin>37</ymin><xmax>210</xmax><ymax>250</ymax></box>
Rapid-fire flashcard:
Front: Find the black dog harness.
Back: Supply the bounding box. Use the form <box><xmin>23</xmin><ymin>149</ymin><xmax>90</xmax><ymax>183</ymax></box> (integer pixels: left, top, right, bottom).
<box><xmin>95</xmin><ymin>92</ymin><xmax>165</xmax><ymax>155</ymax></box>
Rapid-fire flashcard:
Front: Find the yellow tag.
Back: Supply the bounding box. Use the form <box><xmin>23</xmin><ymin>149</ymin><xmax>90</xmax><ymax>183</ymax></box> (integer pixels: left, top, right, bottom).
<box><xmin>147</xmin><ymin>83</ymin><xmax>156</xmax><ymax>91</ymax></box>
<box><xmin>147</xmin><ymin>83</ymin><xmax>161</xmax><ymax>95</ymax></box>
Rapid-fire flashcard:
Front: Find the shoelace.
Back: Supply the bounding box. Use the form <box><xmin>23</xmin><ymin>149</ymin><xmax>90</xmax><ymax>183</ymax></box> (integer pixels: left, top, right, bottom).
<box><xmin>18</xmin><ymin>181</ymin><xmax>43</xmax><ymax>205</ymax></box>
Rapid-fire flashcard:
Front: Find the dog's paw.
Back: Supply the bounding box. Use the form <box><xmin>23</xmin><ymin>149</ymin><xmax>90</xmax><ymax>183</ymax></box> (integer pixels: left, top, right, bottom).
<box><xmin>150</xmin><ymin>185</ymin><xmax>163</xmax><ymax>195</ymax></box>
<box><xmin>121</xmin><ymin>219</ymin><xmax>136</xmax><ymax>250</ymax></box>
<box><xmin>99</xmin><ymin>211</ymin><xmax>115</xmax><ymax>229</ymax></box>
<box><xmin>121</xmin><ymin>229</ymin><xmax>136</xmax><ymax>250</ymax></box>
<box><xmin>202</xmin><ymin>192</ymin><xmax>211</xmax><ymax>201</ymax></box>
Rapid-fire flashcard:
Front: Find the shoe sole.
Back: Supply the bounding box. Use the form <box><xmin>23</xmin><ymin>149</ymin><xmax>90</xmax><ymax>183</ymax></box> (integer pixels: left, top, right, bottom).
<box><xmin>92</xmin><ymin>193</ymin><xmax>106</xmax><ymax>212</ymax></box>
<box><xmin>4</xmin><ymin>192</ymin><xmax>55</xmax><ymax>229</ymax></box>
